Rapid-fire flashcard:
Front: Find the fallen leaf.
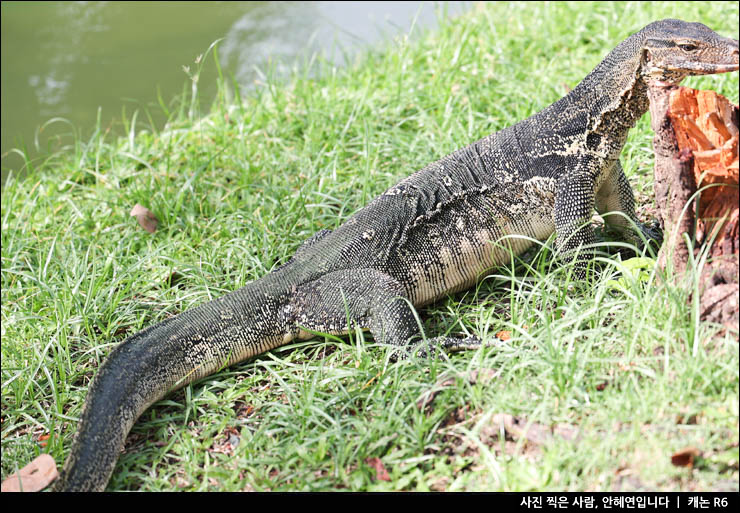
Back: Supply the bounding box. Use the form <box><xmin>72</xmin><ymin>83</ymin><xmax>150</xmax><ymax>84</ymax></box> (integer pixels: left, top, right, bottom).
<box><xmin>1</xmin><ymin>454</ymin><xmax>58</xmax><ymax>492</ymax></box>
<box><xmin>553</xmin><ymin>424</ymin><xmax>579</xmax><ymax>442</ymax></box>
<box><xmin>442</xmin><ymin>405</ymin><xmax>473</xmax><ymax>427</ymax></box>
<box><xmin>491</xmin><ymin>413</ymin><xmax>551</xmax><ymax>445</ymax></box>
<box><xmin>671</xmin><ymin>447</ymin><xmax>701</xmax><ymax>468</ymax></box>
<box><xmin>416</xmin><ymin>376</ymin><xmax>456</xmax><ymax>410</ymax></box>
<box><xmin>612</xmin><ymin>466</ymin><xmax>647</xmax><ymax>491</ymax></box>
<box><xmin>675</xmin><ymin>412</ymin><xmax>698</xmax><ymax>425</ymax></box>
<box><xmin>130</xmin><ymin>203</ymin><xmax>158</xmax><ymax>233</ymax></box>
<box><xmin>361</xmin><ymin>370</ymin><xmax>383</xmax><ymax>391</ymax></box>
<box><xmin>209</xmin><ymin>426</ymin><xmax>240</xmax><ymax>455</ymax></box>
<box><xmin>615</xmin><ymin>466</ymin><xmax>633</xmax><ymax>476</ymax></box>
<box><xmin>365</xmin><ymin>457</ymin><xmax>390</xmax><ymax>482</ymax></box>
<box><xmin>234</xmin><ymin>401</ymin><xmax>254</xmax><ymax>419</ymax></box>
<box><xmin>468</xmin><ymin>368</ymin><xmax>499</xmax><ymax>386</ymax></box>
<box><xmin>416</xmin><ymin>368</ymin><xmax>499</xmax><ymax>410</ymax></box>
<box><xmin>429</xmin><ymin>476</ymin><xmax>449</xmax><ymax>492</ymax></box>
<box><xmin>489</xmin><ymin>413</ymin><xmax>580</xmax><ymax>445</ymax></box>
<box><xmin>495</xmin><ymin>330</ymin><xmax>511</xmax><ymax>341</ymax></box>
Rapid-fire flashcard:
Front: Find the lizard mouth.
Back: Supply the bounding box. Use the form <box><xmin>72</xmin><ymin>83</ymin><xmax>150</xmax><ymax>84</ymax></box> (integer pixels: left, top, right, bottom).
<box><xmin>712</xmin><ymin>63</ymin><xmax>740</xmax><ymax>73</ymax></box>
<box><xmin>662</xmin><ymin>61</ymin><xmax>739</xmax><ymax>75</ymax></box>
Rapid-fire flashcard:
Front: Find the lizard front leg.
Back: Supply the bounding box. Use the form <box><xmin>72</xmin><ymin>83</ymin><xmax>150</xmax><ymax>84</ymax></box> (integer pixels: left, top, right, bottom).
<box><xmin>554</xmin><ymin>161</ymin><xmax>598</xmax><ymax>276</ymax></box>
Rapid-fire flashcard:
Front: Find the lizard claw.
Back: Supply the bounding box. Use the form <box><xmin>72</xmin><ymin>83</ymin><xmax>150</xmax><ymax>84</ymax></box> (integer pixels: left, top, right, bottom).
<box><xmin>438</xmin><ymin>335</ymin><xmax>484</xmax><ymax>353</ymax></box>
<box><xmin>391</xmin><ymin>335</ymin><xmax>485</xmax><ymax>361</ymax></box>
<box><xmin>639</xmin><ymin>220</ymin><xmax>663</xmax><ymax>255</ymax></box>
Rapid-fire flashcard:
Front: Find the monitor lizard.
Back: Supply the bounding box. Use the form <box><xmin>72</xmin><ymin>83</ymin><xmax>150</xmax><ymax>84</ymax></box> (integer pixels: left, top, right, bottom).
<box><xmin>53</xmin><ymin>19</ymin><xmax>739</xmax><ymax>491</ymax></box>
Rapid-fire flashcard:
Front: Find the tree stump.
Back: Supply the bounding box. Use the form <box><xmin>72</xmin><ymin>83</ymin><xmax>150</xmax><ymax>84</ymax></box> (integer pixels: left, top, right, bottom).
<box><xmin>647</xmin><ymin>84</ymin><xmax>739</xmax><ymax>331</ymax></box>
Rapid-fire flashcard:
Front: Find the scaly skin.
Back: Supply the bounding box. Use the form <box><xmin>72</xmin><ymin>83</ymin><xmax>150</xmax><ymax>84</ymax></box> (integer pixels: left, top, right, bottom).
<box><xmin>53</xmin><ymin>19</ymin><xmax>738</xmax><ymax>491</ymax></box>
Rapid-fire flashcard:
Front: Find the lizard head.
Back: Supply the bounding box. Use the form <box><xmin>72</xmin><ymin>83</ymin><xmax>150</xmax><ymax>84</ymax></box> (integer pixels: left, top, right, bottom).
<box><xmin>640</xmin><ymin>19</ymin><xmax>739</xmax><ymax>84</ymax></box>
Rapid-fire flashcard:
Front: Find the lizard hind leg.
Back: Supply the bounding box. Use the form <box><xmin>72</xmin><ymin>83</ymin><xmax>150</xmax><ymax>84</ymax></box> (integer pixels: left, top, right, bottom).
<box><xmin>282</xmin><ymin>269</ymin><xmax>480</xmax><ymax>358</ymax></box>
<box><xmin>283</xmin><ymin>269</ymin><xmax>421</xmax><ymax>347</ymax></box>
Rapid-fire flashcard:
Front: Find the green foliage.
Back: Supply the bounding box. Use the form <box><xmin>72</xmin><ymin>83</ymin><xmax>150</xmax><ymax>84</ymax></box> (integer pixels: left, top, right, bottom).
<box><xmin>1</xmin><ymin>1</ymin><xmax>738</xmax><ymax>491</ymax></box>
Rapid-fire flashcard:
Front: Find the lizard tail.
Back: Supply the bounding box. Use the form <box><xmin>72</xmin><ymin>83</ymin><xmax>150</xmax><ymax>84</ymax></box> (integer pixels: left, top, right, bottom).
<box><xmin>52</xmin><ymin>280</ymin><xmax>288</xmax><ymax>491</ymax></box>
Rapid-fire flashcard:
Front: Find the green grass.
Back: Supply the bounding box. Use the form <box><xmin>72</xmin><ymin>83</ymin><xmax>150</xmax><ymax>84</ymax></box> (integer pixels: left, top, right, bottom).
<box><xmin>2</xmin><ymin>1</ymin><xmax>738</xmax><ymax>492</ymax></box>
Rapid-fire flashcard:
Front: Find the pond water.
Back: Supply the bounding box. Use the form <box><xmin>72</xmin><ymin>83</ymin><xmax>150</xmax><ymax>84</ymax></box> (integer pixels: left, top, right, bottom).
<box><xmin>1</xmin><ymin>1</ymin><xmax>470</xmax><ymax>184</ymax></box>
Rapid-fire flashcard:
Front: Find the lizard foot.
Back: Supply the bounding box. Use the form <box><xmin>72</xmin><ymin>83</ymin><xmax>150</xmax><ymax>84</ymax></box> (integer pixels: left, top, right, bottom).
<box><xmin>396</xmin><ymin>335</ymin><xmax>484</xmax><ymax>360</ymax></box>
<box><xmin>639</xmin><ymin>220</ymin><xmax>663</xmax><ymax>255</ymax></box>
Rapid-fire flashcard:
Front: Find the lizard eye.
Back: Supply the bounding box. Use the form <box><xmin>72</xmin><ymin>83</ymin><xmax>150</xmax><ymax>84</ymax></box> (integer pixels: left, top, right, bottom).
<box><xmin>678</xmin><ymin>43</ymin><xmax>698</xmax><ymax>52</ymax></box>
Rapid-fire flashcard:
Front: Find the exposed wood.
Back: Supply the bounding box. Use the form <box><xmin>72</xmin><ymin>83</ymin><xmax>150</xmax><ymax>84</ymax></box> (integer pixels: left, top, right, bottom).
<box><xmin>648</xmin><ymin>84</ymin><xmax>739</xmax><ymax>330</ymax></box>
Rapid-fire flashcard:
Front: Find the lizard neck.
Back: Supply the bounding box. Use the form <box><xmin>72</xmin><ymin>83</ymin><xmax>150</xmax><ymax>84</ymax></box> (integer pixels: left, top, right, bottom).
<box><xmin>565</xmin><ymin>30</ymin><xmax>653</xmax><ymax>159</ymax></box>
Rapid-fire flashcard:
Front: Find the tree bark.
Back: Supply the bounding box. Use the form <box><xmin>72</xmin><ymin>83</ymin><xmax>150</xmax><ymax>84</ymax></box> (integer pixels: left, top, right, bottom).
<box><xmin>647</xmin><ymin>84</ymin><xmax>739</xmax><ymax>331</ymax></box>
